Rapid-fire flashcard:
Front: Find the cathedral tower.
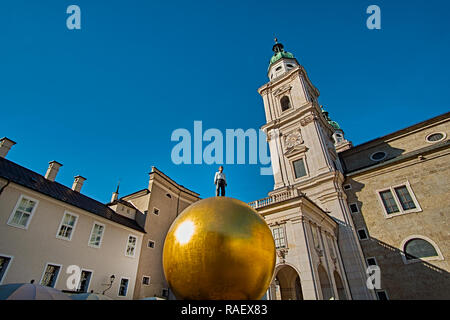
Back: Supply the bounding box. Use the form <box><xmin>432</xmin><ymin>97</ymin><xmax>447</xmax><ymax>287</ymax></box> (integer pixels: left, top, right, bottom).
<box><xmin>258</xmin><ymin>40</ymin><xmax>374</xmax><ymax>299</ymax></box>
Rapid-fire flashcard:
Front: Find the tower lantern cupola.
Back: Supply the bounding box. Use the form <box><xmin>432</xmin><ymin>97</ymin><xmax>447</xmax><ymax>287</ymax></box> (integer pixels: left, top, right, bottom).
<box><xmin>268</xmin><ymin>38</ymin><xmax>298</xmax><ymax>80</ymax></box>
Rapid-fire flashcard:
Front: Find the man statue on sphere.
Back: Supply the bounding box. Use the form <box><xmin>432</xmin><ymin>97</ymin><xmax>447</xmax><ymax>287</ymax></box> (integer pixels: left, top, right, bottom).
<box><xmin>214</xmin><ymin>166</ymin><xmax>227</xmax><ymax>197</ymax></box>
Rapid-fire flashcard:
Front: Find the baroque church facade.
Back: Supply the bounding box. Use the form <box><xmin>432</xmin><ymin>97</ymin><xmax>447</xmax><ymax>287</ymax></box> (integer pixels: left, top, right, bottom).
<box><xmin>248</xmin><ymin>41</ymin><xmax>449</xmax><ymax>300</ymax></box>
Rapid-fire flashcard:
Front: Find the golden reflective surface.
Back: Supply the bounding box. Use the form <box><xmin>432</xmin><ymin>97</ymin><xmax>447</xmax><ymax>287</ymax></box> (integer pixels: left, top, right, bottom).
<box><xmin>163</xmin><ymin>197</ymin><xmax>276</xmax><ymax>300</ymax></box>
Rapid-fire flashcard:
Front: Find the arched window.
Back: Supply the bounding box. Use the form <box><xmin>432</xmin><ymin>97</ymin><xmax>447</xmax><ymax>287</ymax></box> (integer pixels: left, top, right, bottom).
<box><xmin>404</xmin><ymin>238</ymin><xmax>438</xmax><ymax>260</ymax></box>
<box><xmin>280</xmin><ymin>96</ymin><xmax>291</xmax><ymax>111</ymax></box>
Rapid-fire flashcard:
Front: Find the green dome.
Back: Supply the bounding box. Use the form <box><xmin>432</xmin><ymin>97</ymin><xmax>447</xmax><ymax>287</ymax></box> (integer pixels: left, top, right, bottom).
<box><xmin>269</xmin><ymin>51</ymin><xmax>294</xmax><ymax>65</ymax></box>
<box><xmin>328</xmin><ymin>120</ymin><xmax>341</xmax><ymax>130</ymax></box>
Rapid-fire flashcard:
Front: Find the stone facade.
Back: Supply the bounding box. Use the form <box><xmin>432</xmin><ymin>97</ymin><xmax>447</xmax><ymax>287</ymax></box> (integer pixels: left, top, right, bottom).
<box><xmin>341</xmin><ymin>114</ymin><xmax>450</xmax><ymax>299</ymax></box>
<box><xmin>250</xmin><ymin>41</ymin><xmax>449</xmax><ymax>300</ymax></box>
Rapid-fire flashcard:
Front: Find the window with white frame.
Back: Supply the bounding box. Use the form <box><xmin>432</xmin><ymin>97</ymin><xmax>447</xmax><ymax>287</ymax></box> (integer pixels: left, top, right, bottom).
<box><xmin>153</xmin><ymin>208</ymin><xmax>160</xmax><ymax>215</ymax></box>
<box><xmin>56</xmin><ymin>212</ymin><xmax>78</xmax><ymax>240</ymax></box>
<box><xmin>343</xmin><ymin>184</ymin><xmax>352</xmax><ymax>190</ymax></box>
<box><xmin>404</xmin><ymin>238</ymin><xmax>439</xmax><ymax>261</ymax></box>
<box><xmin>148</xmin><ymin>240</ymin><xmax>155</xmax><ymax>248</ymax></box>
<box><xmin>78</xmin><ymin>270</ymin><xmax>92</xmax><ymax>293</ymax></box>
<box><xmin>292</xmin><ymin>158</ymin><xmax>307</xmax><ymax>179</ymax></box>
<box><xmin>8</xmin><ymin>195</ymin><xmax>38</xmax><ymax>229</ymax></box>
<box><xmin>377</xmin><ymin>182</ymin><xmax>421</xmax><ymax>217</ymax></box>
<box><xmin>272</xmin><ymin>226</ymin><xmax>287</xmax><ymax>249</ymax></box>
<box><xmin>142</xmin><ymin>276</ymin><xmax>150</xmax><ymax>286</ymax></box>
<box><xmin>118</xmin><ymin>278</ymin><xmax>129</xmax><ymax>297</ymax></box>
<box><xmin>126</xmin><ymin>235</ymin><xmax>137</xmax><ymax>257</ymax></box>
<box><xmin>40</xmin><ymin>264</ymin><xmax>61</xmax><ymax>288</ymax></box>
<box><xmin>0</xmin><ymin>256</ymin><xmax>12</xmax><ymax>284</ymax></box>
<box><xmin>89</xmin><ymin>223</ymin><xmax>105</xmax><ymax>248</ymax></box>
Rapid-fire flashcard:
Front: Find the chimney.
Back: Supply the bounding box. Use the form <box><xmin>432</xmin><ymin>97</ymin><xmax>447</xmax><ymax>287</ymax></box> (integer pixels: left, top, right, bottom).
<box><xmin>111</xmin><ymin>181</ymin><xmax>120</xmax><ymax>202</ymax></box>
<box><xmin>0</xmin><ymin>137</ymin><xmax>16</xmax><ymax>158</ymax></box>
<box><xmin>45</xmin><ymin>161</ymin><xmax>63</xmax><ymax>181</ymax></box>
<box><xmin>72</xmin><ymin>175</ymin><xmax>86</xmax><ymax>193</ymax></box>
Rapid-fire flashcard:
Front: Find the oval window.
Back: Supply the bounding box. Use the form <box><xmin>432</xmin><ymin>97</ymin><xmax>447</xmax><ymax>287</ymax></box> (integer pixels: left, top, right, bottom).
<box><xmin>426</xmin><ymin>132</ymin><xmax>445</xmax><ymax>142</ymax></box>
<box><xmin>275</xmin><ymin>66</ymin><xmax>282</xmax><ymax>71</ymax></box>
<box><xmin>370</xmin><ymin>151</ymin><xmax>386</xmax><ymax>161</ymax></box>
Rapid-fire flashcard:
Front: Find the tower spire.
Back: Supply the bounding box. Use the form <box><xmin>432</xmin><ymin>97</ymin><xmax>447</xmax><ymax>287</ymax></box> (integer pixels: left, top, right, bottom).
<box><xmin>111</xmin><ymin>180</ymin><xmax>120</xmax><ymax>202</ymax></box>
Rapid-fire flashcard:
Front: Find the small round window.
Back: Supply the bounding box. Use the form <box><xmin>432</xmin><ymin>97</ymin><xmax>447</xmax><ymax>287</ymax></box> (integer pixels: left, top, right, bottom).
<box><xmin>426</xmin><ymin>132</ymin><xmax>445</xmax><ymax>143</ymax></box>
<box><xmin>370</xmin><ymin>151</ymin><xmax>387</xmax><ymax>161</ymax></box>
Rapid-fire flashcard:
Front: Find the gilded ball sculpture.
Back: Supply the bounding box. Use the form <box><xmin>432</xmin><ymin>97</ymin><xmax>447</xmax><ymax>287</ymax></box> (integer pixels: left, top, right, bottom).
<box><xmin>162</xmin><ymin>197</ymin><xmax>276</xmax><ymax>300</ymax></box>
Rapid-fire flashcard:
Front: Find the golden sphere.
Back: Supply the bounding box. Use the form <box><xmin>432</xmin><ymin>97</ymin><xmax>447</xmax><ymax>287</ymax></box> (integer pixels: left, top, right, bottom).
<box><xmin>162</xmin><ymin>197</ymin><xmax>276</xmax><ymax>300</ymax></box>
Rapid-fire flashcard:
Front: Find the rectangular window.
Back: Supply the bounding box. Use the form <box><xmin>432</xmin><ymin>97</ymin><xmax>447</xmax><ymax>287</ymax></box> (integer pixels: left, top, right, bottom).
<box><xmin>8</xmin><ymin>196</ymin><xmax>38</xmax><ymax>229</ymax></box>
<box><xmin>78</xmin><ymin>270</ymin><xmax>92</xmax><ymax>293</ymax></box>
<box><xmin>118</xmin><ymin>278</ymin><xmax>129</xmax><ymax>297</ymax></box>
<box><xmin>89</xmin><ymin>223</ymin><xmax>105</xmax><ymax>248</ymax></box>
<box><xmin>126</xmin><ymin>235</ymin><xmax>137</xmax><ymax>257</ymax></box>
<box><xmin>349</xmin><ymin>203</ymin><xmax>359</xmax><ymax>213</ymax></box>
<box><xmin>366</xmin><ymin>257</ymin><xmax>377</xmax><ymax>266</ymax></box>
<box><xmin>148</xmin><ymin>240</ymin><xmax>155</xmax><ymax>248</ymax></box>
<box><xmin>40</xmin><ymin>264</ymin><xmax>61</xmax><ymax>288</ymax></box>
<box><xmin>343</xmin><ymin>184</ymin><xmax>352</xmax><ymax>190</ymax></box>
<box><xmin>376</xmin><ymin>290</ymin><xmax>388</xmax><ymax>300</ymax></box>
<box><xmin>153</xmin><ymin>208</ymin><xmax>160</xmax><ymax>215</ymax></box>
<box><xmin>377</xmin><ymin>182</ymin><xmax>421</xmax><ymax>217</ymax></box>
<box><xmin>357</xmin><ymin>228</ymin><xmax>368</xmax><ymax>240</ymax></box>
<box><xmin>142</xmin><ymin>276</ymin><xmax>150</xmax><ymax>286</ymax></box>
<box><xmin>293</xmin><ymin>159</ymin><xmax>307</xmax><ymax>179</ymax></box>
<box><xmin>394</xmin><ymin>186</ymin><xmax>416</xmax><ymax>211</ymax></box>
<box><xmin>379</xmin><ymin>190</ymin><xmax>399</xmax><ymax>214</ymax></box>
<box><xmin>0</xmin><ymin>256</ymin><xmax>12</xmax><ymax>284</ymax></box>
<box><xmin>56</xmin><ymin>212</ymin><xmax>78</xmax><ymax>240</ymax></box>
<box><xmin>272</xmin><ymin>226</ymin><xmax>286</xmax><ymax>249</ymax></box>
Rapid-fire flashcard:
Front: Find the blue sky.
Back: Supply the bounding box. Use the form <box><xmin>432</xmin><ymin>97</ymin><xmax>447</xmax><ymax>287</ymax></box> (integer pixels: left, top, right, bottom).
<box><xmin>0</xmin><ymin>0</ymin><xmax>449</xmax><ymax>204</ymax></box>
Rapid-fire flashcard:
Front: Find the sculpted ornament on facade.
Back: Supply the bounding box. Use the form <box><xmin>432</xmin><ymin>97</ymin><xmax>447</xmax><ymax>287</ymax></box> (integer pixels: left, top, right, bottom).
<box><xmin>300</xmin><ymin>114</ymin><xmax>315</xmax><ymax>126</ymax></box>
<box><xmin>277</xmin><ymin>248</ymin><xmax>288</xmax><ymax>263</ymax></box>
<box><xmin>284</xmin><ymin>130</ymin><xmax>303</xmax><ymax>150</ymax></box>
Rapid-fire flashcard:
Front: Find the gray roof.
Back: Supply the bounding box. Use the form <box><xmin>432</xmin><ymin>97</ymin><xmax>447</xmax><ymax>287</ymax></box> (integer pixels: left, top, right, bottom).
<box><xmin>0</xmin><ymin>157</ymin><xmax>145</xmax><ymax>233</ymax></box>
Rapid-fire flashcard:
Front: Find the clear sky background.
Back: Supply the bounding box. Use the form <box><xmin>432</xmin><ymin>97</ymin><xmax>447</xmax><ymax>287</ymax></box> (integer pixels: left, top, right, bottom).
<box><xmin>1</xmin><ymin>0</ymin><xmax>449</xmax><ymax>204</ymax></box>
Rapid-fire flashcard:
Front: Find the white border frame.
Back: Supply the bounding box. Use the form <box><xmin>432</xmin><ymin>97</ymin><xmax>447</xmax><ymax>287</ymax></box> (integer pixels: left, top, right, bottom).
<box><xmin>77</xmin><ymin>268</ymin><xmax>94</xmax><ymax>293</ymax></box>
<box><xmin>7</xmin><ymin>194</ymin><xmax>39</xmax><ymax>230</ymax></box>
<box><xmin>88</xmin><ymin>221</ymin><xmax>106</xmax><ymax>248</ymax></box>
<box><xmin>357</xmin><ymin>228</ymin><xmax>369</xmax><ymax>241</ymax></box>
<box><xmin>291</xmin><ymin>156</ymin><xmax>310</xmax><ymax>181</ymax></box>
<box><xmin>152</xmin><ymin>207</ymin><xmax>160</xmax><ymax>215</ymax></box>
<box><xmin>348</xmin><ymin>202</ymin><xmax>359</xmax><ymax>214</ymax></box>
<box><xmin>370</xmin><ymin>151</ymin><xmax>387</xmax><ymax>161</ymax></box>
<box><xmin>39</xmin><ymin>262</ymin><xmax>62</xmax><ymax>288</ymax></box>
<box><xmin>399</xmin><ymin>235</ymin><xmax>444</xmax><ymax>264</ymax></box>
<box><xmin>425</xmin><ymin>132</ymin><xmax>446</xmax><ymax>143</ymax></box>
<box><xmin>0</xmin><ymin>253</ymin><xmax>14</xmax><ymax>285</ymax></box>
<box><xmin>271</xmin><ymin>224</ymin><xmax>288</xmax><ymax>249</ymax></box>
<box><xmin>117</xmin><ymin>276</ymin><xmax>130</xmax><ymax>297</ymax></box>
<box><xmin>55</xmin><ymin>211</ymin><xmax>79</xmax><ymax>241</ymax></box>
<box><xmin>147</xmin><ymin>239</ymin><xmax>155</xmax><ymax>249</ymax></box>
<box><xmin>376</xmin><ymin>181</ymin><xmax>422</xmax><ymax>219</ymax></box>
<box><xmin>125</xmin><ymin>234</ymin><xmax>138</xmax><ymax>258</ymax></box>
<box><xmin>142</xmin><ymin>275</ymin><xmax>151</xmax><ymax>286</ymax></box>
